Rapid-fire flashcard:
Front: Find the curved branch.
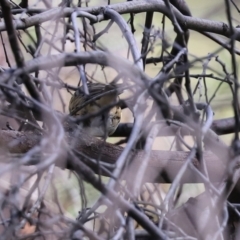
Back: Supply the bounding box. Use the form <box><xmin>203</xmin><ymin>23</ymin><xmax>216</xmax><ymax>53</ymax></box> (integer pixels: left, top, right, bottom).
<box><xmin>0</xmin><ymin>52</ymin><xmax>149</xmax><ymax>84</ymax></box>
<box><xmin>104</xmin><ymin>7</ymin><xmax>143</xmax><ymax>70</ymax></box>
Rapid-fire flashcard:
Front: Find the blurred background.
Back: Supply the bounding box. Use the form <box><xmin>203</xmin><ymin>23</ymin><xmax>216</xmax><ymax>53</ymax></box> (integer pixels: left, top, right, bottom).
<box><xmin>0</xmin><ymin>0</ymin><xmax>239</xmax><ymax>231</ymax></box>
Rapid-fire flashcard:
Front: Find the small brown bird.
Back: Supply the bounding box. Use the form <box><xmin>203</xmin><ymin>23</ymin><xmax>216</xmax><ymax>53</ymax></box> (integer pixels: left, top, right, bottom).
<box><xmin>69</xmin><ymin>82</ymin><xmax>122</xmax><ymax>137</ymax></box>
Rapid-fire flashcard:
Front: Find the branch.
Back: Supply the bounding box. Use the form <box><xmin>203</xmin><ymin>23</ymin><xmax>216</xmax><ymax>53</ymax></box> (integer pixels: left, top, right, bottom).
<box><xmin>1</xmin><ymin>1</ymin><xmax>240</xmax><ymax>41</ymax></box>
<box><xmin>0</xmin><ymin>52</ymin><xmax>148</xmax><ymax>83</ymax></box>
<box><xmin>0</xmin><ymin>129</ymin><xmax>227</xmax><ymax>184</ymax></box>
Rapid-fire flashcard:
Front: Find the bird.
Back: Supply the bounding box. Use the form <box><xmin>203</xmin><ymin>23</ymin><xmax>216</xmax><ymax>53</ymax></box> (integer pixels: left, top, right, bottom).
<box><xmin>68</xmin><ymin>82</ymin><xmax>122</xmax><ymax>137</ymax></box>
